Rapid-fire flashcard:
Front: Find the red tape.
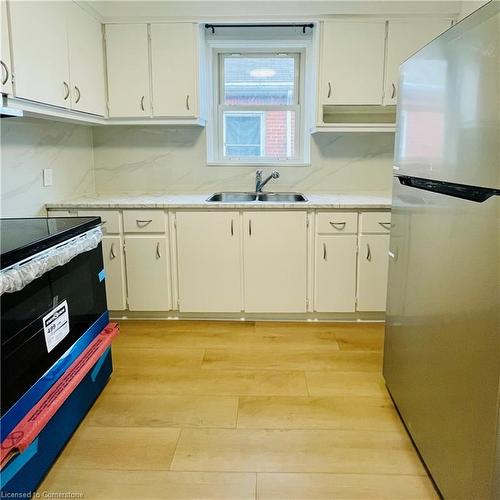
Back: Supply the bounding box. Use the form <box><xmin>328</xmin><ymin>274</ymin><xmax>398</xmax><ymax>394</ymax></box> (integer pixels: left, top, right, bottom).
<box><xmin>0</xmin><ymin>322</ymin><xmax>119</xmax><ymax>469</ymax></box>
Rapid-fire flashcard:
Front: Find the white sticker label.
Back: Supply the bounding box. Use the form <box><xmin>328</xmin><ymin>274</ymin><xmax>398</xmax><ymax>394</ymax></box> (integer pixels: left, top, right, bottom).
<box><xmin>43</xmin><ymin>300</ymin><xmax>70</xmax><ymax>353</ymax></box>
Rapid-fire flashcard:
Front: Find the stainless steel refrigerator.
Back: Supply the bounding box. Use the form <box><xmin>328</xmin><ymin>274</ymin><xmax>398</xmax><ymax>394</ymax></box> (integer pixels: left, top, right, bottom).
<box><xmin>383</xmin><ymin>2</ymin><xmax>500</xmax><ymax>499</ymax></box>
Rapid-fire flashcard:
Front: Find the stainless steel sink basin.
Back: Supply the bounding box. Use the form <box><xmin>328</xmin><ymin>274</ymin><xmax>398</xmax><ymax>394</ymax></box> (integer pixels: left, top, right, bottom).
<box><xmin>258</xmin><ymin>192</ymin><xmax>308</xmax><ymax>202</ymax></box>
<box><xmin>206</xmin><ymin>192</ymin><xmax>257</xmax><ymax>202</ymax></box>
<box><xmin>206</xmin><ymin>192</ymin><xmax>308</xmax><ymax>203</ymax></box>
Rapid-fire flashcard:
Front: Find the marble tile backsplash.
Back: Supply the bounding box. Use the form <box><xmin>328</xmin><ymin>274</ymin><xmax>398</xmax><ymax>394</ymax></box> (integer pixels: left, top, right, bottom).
<box><xmin>1</xmin><ymin>118</ymin><xmax>95</xmax><ymax>216</ymax></box>
<box><xmin>92</xmin><ymin>126</ymin><xmax>395</xmax><ymax>196</ymax></box>
<box><xmin>0</xmin><ymin>119</ymin><xmax>395</xmax><ymax>217</ymax></box>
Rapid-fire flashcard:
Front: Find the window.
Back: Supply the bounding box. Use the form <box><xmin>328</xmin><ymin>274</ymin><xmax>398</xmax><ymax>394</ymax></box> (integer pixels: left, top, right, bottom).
<box><xmin>213</xmin><ymin>52</ymin><xmax>303</xmax><ymax>164</ymax></box>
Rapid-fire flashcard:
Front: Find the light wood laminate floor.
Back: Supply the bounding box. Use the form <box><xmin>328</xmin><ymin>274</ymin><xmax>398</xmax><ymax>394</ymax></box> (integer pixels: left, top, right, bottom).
<box><xmin>39</xmin><ymin>321</ymin><xmax>437</xmax><ymax>499</ymax></box>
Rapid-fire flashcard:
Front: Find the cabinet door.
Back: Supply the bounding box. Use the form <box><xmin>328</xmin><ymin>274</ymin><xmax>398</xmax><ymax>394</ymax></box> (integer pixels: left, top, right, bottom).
<box><xmin>151</xmin><ymin>23</ymin><xmax>198</xmax><ymax>117</ymax></box>
<box><xmin>124</xmin><ymin>235</ymin><xmax>171</xmax><ymax>311</ymax></box>
<box><xmin>67</xmin><ymin>3</ymin><xmax>106</xmax><ymax>116</ymax></box>
<box><xmin>357</xmin><ymin>234</ymin><xmax>390</xmax><ymax>311</ymax></box>
<box><xmin>105</xmin><ymin>24</ymin><xmax>150</xmax><ymax>117</ymax></box>
<box><xmin>243</xmin><ymin>211</ymin><xmax>307</xmax><ymax>313</ymax></box>
<box><xmin>384</xmin><ymin>20</ymin><xmax>451</xmax><ymax>105</ymax></box>
<box><xmin>10</xmin><ymin>1</ymin><xmax>70</xmax><ymax>107</ymax></box>
<box><xmin>176</xmin><ymin>211</ymin><xmax>241</xmax><ymax>312</ymax></box>
<box><xmin>314</xmin><ymin>235</ymin><xmax>357</xmax><ymax>312</ymax></box>
<box><xmin>1</xmin><ymin>1</ymin><xmax>13</xmax><ymax>94</ymax></box>
<box><xmin>320</xmin><ymin>21</ymin><xmax>385</xmax><ymax>105</ymax></box>
<box><xmin>101</xmin><ymin>235</ymin><xmax>127</xmax><ymax>310</ymax></box>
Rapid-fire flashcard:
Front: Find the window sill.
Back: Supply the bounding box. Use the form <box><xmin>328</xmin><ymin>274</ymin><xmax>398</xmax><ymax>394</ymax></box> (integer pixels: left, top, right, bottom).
<box><xmin>207</xmin><ymin>161</ymin><xmax>311</xmax><ymax>168</ymax></box>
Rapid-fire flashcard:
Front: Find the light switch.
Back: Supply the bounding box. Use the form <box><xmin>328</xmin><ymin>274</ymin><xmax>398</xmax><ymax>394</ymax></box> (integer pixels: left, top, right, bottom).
<box><xmin>43</xmin><ymin>168</ymin><xmax>53</xmax><ymax>187</ymax></box>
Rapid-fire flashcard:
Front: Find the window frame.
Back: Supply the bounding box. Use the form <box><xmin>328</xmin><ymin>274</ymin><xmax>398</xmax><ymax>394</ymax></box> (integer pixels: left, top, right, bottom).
<box><xmin>206</xmin><ymin>40</ymin><xmax>312</xmax><ymax>167</ymax></box>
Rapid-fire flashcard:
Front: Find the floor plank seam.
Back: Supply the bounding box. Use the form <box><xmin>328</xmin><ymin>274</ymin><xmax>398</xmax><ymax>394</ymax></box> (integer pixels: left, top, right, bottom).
<box><xmin>169</xmin><ymin>428</ymin><xmax>184</xmax><ymax>471</ymax></box>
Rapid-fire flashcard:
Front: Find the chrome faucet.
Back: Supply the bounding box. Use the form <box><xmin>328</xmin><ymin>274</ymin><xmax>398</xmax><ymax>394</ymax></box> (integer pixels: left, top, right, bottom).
<box><xmin>255</xmin><ymin>169</ymin><xmax>280</xmax><ymax>192</ymax></box>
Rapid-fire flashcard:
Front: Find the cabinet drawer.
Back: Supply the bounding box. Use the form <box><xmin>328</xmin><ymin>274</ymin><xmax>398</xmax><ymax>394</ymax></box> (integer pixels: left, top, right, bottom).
<box><xmin>359</xmin><ymin>212</ymin><xmax>392</xmax><ymax>234</ymax></box>
<box><xmin>316</xmin><ymin>212</ymin><xmax>358</xmax><ymax>234</ymax></box>
<box><xmin>78</xmin><ymin>210</ymin><xmax>121</xmax><ymax>234</ymax></box>
<box><xmin>123</xmin><ymin>210</ymin><xmax>167</xmax><ymax>233</ymax></box>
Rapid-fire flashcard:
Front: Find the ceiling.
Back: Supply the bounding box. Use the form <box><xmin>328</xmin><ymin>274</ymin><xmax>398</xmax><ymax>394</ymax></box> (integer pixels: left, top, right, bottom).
<box><xmin>84</xmin><ymin>0</ymin><xmax>463</xmax><ymax>22</ymax></box>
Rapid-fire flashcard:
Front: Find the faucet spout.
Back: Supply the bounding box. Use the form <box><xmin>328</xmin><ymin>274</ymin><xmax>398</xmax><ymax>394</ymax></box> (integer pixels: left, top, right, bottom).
<box><xmin>255</xmin><ymin>170</ymin><xmax>280</xmax><ymax>192</ymax></box>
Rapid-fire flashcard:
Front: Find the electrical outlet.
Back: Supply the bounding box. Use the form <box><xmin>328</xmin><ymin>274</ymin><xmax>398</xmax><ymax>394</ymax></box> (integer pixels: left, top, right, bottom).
<box><xmin>43</xmin><ymin>168</ymin><xmax>53</xmax><ymax>187</ymax></box>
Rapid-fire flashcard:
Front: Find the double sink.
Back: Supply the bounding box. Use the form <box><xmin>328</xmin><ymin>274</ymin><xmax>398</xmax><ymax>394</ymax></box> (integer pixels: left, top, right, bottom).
<box><xmin>207</xmin><ymin>192</ymin><xmax>308</xmax><ymax>203</ymax></box>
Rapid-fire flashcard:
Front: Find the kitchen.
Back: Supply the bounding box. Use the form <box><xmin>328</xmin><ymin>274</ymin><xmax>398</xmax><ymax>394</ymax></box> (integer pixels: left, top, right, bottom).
<box><xmin>0</xmin><ymin>1</ymin><xmax>498</xmax><ymax>498</ymax></box>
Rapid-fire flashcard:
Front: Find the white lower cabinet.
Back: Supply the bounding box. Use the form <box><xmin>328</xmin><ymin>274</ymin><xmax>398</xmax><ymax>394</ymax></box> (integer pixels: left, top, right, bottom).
<box><xmin>101</xmin><ymin>235</ymin><xmax>127</xmax><ymax>310</ymax></box>
<box><xmin>314</xmin><ymin>235</ymin><xmax>357</xmax><ymax>312</ymax></box>
<box><xmin>243</xmin><ymin>211</ymin><xmax>307</xmax><ymax>313</ymax></box>
<box><xmin>124</xmin><ymin>235</ymin><xmax>171</xmax><ymax>311</ymax></box>
<box><xmin>357</xmin><ymin>234</ymin><xmax>390</xmax><ymax>311</ymax></box>
<box><xmin>176</xmin><ymin>211</ymin><xmax>241</xmax><ymax>312</ymax></box>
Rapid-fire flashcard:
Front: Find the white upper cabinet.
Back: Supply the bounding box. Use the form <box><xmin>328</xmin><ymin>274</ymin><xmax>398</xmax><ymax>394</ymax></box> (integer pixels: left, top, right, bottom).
<box><xmin>67</xmin><ymin>3</ymin><xmax>106</xmax><ymax>116</ymax></box>
<box><xmin>9</xmin><ymin>1</ymin><xmax>105</xmax><ymax>114</ymax></box>
<box><xmin>105</xmin><ymin>24</ymin><xmax>151</xmax><ymax>117</ymax></box>
<box><xmin>151</xmin><ymin>23</ymin><xmax>198</xmax><ymax>118</ymax></box>
<box><xmin>384</xmin><ymin>20</ymin><xmax>451</xmax><ymax>105</ymax></box>
<box><xmin>9</xmin><ymin>1</ymin><xmax>70</xmax><ymax>108</ymax></box>
<box><xmin>320</xmin><ymin>20</ymin><xmax>386</xmax><ymax>106</ymax></box>
<box><xmin>1</xmin><ymin>0</ymin><xmax>13</xmax><ymax>95</ymax></box>
<box><xmin>243</xmin><ymin>211</ymin><xmax>307</xmax><ymax>313</ymax></box>
<box><xmin>176</xmin><ymin>211</ymin><xmax>241</xmax><ymax>312</ymax></box>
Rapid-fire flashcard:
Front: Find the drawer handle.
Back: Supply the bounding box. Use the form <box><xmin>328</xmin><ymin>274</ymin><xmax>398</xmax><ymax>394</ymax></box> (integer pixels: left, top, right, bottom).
<box><xmin>136</xmin><ymin>219</ymin><xmax>153</xmax><ymax>227</ymax></box>
<box><xmin>110</xmin><ymin>242</ymin><xmax>117</xmax><ymax>259</ymax></box>
<box><xmin>391</xmin><ymin>83</ymin><xmax>396</xmax><ymax>99</ymax></box>
<box><xmin>366</xmin><ymin>243</ymin><xmax>372</xmax><ymax>262</ymax></box>
<box><xmin>323</xmin><ymin>242</ymin><xmax>327</xmax><ymax>261</ymax></box>
<box><xmin>156</xmin><ymin>242</ymin><xmax>161</xmax><ymax>259</ymax></box>
<box><xmin>186</xmin><ymin>94</ymin><xmax>190</xmax><ymax>111</ymax></box>
<box><xmin>140</xmin><ymin>95</ymin><xmax>145</xmax><ymax>111</ymax></box>
<box><xmin>329</xmin><ymin>222</ymin><xmax>346</xmax><ymax>230</ymax></box>
<box><xmin>327</xmin><ymin>81</ymin><xmax>332</xmax><ymax>98</ymax></box>
<box><xmin>379</xmin><ymin>222</ymin><xmax>391</xmax><ymax>230</ymax></box>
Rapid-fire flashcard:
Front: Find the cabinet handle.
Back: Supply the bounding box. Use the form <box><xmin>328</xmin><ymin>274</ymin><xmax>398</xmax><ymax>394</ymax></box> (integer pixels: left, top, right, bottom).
<box><xmin>391</xmin><ymin>83</ymin><xmax>396</xmax><ymax>99</ymax></box>
<box><xmin>248</xmin><ymin>219</ymin><xmax>252</xmax><ymax>236</ymax></box>
<box><xmin>74</xmin><ymin>85</ymin><xmax>81</xmax><ymax>104</ymax></box>
<box><xmin>366</xmin><ymin>243</ymin><xmax>372</xmax><ymax>262</ymax></box>
<box><xmin>329</xmin><ymin>221</ymin><xmax>346</xmax><ymax>230</ymax></box>
<box><xmin>323</xmin><ymin>242</ymin><xmax>327</xmax><ymax>261</ymax></box>
<box><xmin>0</xmin><ymin>60</ymin><xmax>9</xmax><ymax>85</ymax></box>
<box><xmin>186</xmin><ymin>95</ymin><xmax>190</xmax><ymax>110</ymax></box>
<box><xmin>63</xmin><ymin>81</ymin><xmax>70</xmax><ymax>100</ymax></box>
<box><xmin>156</xmin><ymin>242</ymin><xmax>161</xmax><ymax>259</ymax></box>
<box><xmin>140</xmin><ymin>95</ymin><xmax>145</xmax><ymax>111</ymax></box>
<box><xmin>379</xmin><ymin>222</ymin><xmax>391</xmax><ymax>230</ymax></box>
<box><xmin>327</xmin><ymin>81</ymin><xmax>332</xmax><ymax>98</ymax></box>
<box><xmin>136</xmin><ymin>219</ymin><xmax>153</xmax><ymax>227</ymax></box>
<box><xmin>110</xmin><ymin>242</ymin><xmax>117</xmax><ymax>259</ymax></box>
<box><xmin>231</xmin><ymin>219</ymin><xmax>234</xmax><ymax>236</ymax></box>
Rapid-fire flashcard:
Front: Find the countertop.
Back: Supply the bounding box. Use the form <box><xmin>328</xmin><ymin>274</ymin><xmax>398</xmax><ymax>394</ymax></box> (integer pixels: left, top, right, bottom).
<box><xmin>46</xmin><ymin>193</ymin><xmax>392</xmax><ymax>210</ymax></box>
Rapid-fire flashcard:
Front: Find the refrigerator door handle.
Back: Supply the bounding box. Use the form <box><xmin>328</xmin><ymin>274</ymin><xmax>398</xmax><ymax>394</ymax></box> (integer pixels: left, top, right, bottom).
<box><xmin>396</xmin><ymin>175</ymin><xmax>500</xmax><ymax>203</ymax></box>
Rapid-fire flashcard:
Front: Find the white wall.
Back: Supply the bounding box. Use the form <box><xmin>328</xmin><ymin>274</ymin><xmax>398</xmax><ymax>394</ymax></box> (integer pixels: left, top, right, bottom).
<box><xmin>92</xmin><ymin>126</ymin><xmax>394</xmax><ymax>195</ymax></box>
<box><xmin>0</xmin><ymin>118</ymin><xmax>95</xmax><ymax>216</ymax></box>
<box><xmin>458</xmin><ymin>1</ymin><xmax>489</xmax><ymax>20</ymax></box>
